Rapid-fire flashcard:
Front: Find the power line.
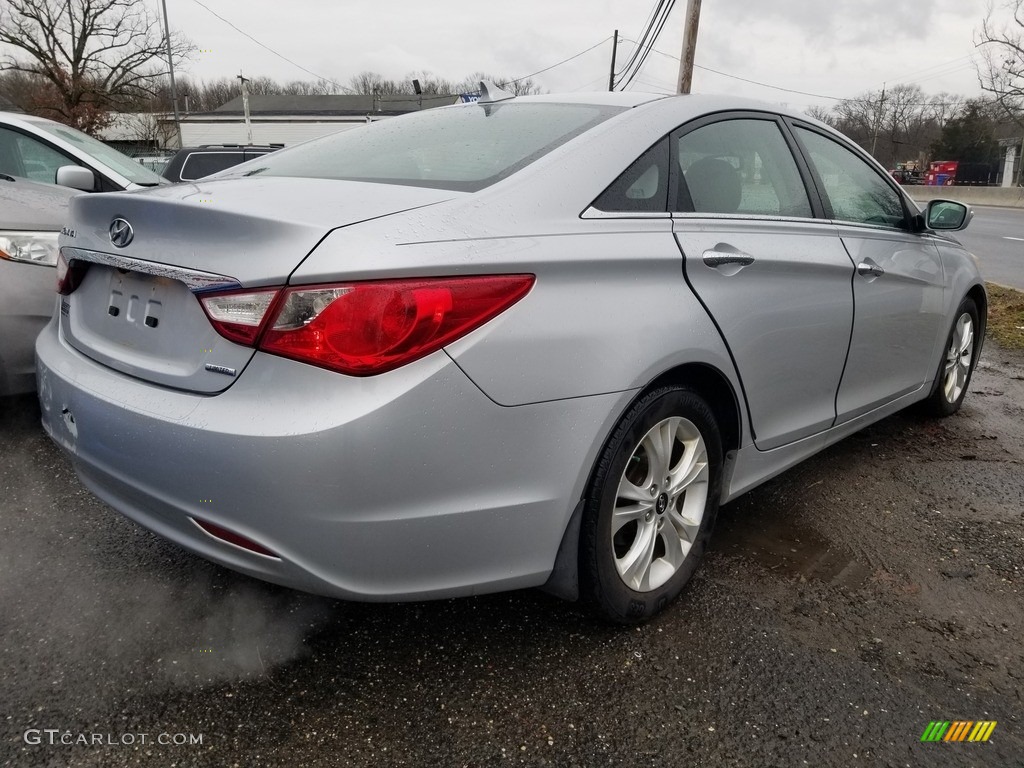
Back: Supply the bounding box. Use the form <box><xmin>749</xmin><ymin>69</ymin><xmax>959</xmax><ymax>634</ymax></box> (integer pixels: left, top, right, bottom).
<box><xmin>187</xmin><ymin>2</ymin><xmax>606</xmax><ymax>95</ymax></box>
<box><xmin>905</xmin><ymin>60</ymin><xmax>978</xmax><ymax>87</ymax></box>
<box><xmin>614</xmin><ymin>0</ymin><xmax>668</xmax><ymax>84</ymax></box>
<box><xmin>571</xmin><ymin>74</ymin><xmax>612</xmax><ymax>92</ymax></box>
<box><xmin>630</xmin><ymin>39</ymin><xmax>967</xmax><ymax>106</ymax></box>
<box><xmin>696</xmin><ymin>63</ymin><xmax>968</xmax><ymax>107</ymax></box>
<box><xmin>628</xmin><ymin>76</ymin><xmax>675</xmax><ymax>95</ymax></box>
<box><xmin>188</xmin><ymin>0</ymin><xmax>344</xmax><ymax>88</ymax></box>
<box><xmin>624</xmin><ymin>39</ymin><xmax>846</xmax><ymax>100</ymax></box>
<box><xmin>622</xmin><ymin>0</ymin><xmax>678</xmax><ymax>90</ymax></box>
<box><xmin>890</xmin><ymin>54</ymin><xmax>978</xmax><ymax>86</ymax></box>
<box><xmin>695</xmin><ymin>63</ymin><xmax>848</xmax><ymax>101</ymax></box>
<box><xmin>615</xmin><ymin>0</ymin><xmax>679</xmax><ymax>90</ymax></box>
<box><xmin>509</xmin><ymin>37</ymin><xmax>613</xmax><ymax>84</ymax></box>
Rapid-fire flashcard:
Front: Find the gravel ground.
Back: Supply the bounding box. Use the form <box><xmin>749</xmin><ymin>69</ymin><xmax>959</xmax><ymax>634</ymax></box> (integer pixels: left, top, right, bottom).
<box><xmin>1</xmin><ymin>344</ymin><xmax>1022</xmax><ymax>767</ymax></box>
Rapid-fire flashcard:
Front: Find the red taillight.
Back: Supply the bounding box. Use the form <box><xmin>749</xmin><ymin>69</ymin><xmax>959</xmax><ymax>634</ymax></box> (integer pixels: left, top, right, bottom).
<box><xmin>199</xmin><ymin>275</ymin><xmax>534</xmax><ymax>376</ymax></box>
<box><xmin>56</xmin><ymin>251</ymin><xmax>89</xmax><ymax>295</ymax></box>
<box><xmin>263</xmin><ymin>275</ymin><xmax>534</xmax><ymax>375</ymax></box>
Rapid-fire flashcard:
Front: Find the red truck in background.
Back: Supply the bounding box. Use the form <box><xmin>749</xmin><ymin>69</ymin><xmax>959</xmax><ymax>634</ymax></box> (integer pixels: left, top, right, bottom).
<box><xmin>924</xmin><ymin>160</ymin><xmax>999</xmax><ymax>186</ymax></box>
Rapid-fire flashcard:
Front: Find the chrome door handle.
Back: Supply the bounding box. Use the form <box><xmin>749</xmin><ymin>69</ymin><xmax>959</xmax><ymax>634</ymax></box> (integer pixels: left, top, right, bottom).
<box><xmin>703</xmin><ymin>250</ymin><xmax>755</xmax><ymax>268</ymax></box>
<box><xmin>857</xmin><ymin>261</ymin><xmax>885</xmax><ymax>278</ymax></box>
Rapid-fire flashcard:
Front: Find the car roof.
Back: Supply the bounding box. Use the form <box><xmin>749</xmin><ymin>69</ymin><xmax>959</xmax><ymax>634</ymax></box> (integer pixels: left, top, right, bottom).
<box><xmin>470</xmin><ymin>91</ymin><xmax>809</xmax><ymax>119</ymax></box>
<box><xmin>0</xmin><ymin>109</ymin><xmax>62</xmax><ymax>127</ymax></box>
<box><xmin>0</xmin><ymin>174</ymin><xmax>81</xmax><ymax>229</ymax></box>
<box><xmin>446</xmin><ymin>93</ymin><xmax>832</xmax><ymax>136</ymax></box>
<box><xmin>492</xmin><ymin>91</ymin><xmax>670</xmax><ymax>108</ymax></box>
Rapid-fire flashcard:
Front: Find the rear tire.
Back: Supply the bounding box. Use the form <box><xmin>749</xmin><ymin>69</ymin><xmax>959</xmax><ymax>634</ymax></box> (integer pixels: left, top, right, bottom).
<box><xmin>921</xmin><ymin>297</ymin><xmax>979</xmax><ymax>417</ymax></box>
<box><xmin>581</xmin><ymin>387</ymin><xmax>722</xmax><ymax>623</ymax></box>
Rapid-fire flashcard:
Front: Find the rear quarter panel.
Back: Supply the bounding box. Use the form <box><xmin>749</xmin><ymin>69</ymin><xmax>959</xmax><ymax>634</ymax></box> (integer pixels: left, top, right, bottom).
<box><xmin>289</xmin><ymin>97</ymin><xmax>747</xmax><ymax>408</ymax></box>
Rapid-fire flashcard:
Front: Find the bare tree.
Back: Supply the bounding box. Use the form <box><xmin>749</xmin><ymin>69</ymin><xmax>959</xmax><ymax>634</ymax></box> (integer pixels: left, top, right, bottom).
<box><xmin>0</xmin><ymin>70</ymin><xmax>41</xmax><ymax>111</ymax></box>
<box><xmin>347</xmin><ymin>70</ymin><xmax>542</xmax><ymax>98</ymax></box>
<box><xmin>116</xmin><ymin>110</ymin><xmax>177</xmax><ymax>150</ymax></box>
<box><xmin>0</xmin><ymin>0</ymin><xmax>192</xmax><ymax>132</ymax></box>
<box><xmin>347</xmin><ymin>71</ymin><xmax>404</xmax><ymax>96</ymax></box>
<box><xmin>884</xmin><ymin>84</ymin><xmax>932</xmax><ymax>164</ymax></box>
<box><xmin>455</xmin><ymin>72</ymin><xmax>543</xmax><ymax>96</ymax></box>
<box><xmin>282</xmin><ymin>79</ymin><xmax>335</xmax><ymax>96</ymax></box>
<box><xmin>143</xmin><ymin>75</ymin><xmax>341</xmax><ymax>114</ymax></box>
<box><xmin>826</xmin><ymin>86</ymin><xmax>955</xmax><ymax>167</ymax></box>
<box><xmin>928</xmin><ymin>92</ymin><xmax>966</xmax><ymax>130</ymax></box>
<box><xmin>832</xmin><ymin>92</ymin><xmax>876</xmax><ymax>148</ymax></box>
<box><xmin>803</xmin><ymin>104</ymin><xmax>837</xmax><ymax>126</ymax></box>
<box><xmin>977</xmin><ymin>0</ymin><xmax>1024</xmax><ymax>120</ymax></box>
<box><xmin>194</xmin><ymin>77</ymin><xmax>242</xmax><ymax>112</ymax></box>
<box><xmin>400</xmin><ymin>70</ymin><xmax>457</xmax><ymax>95</ymax></box>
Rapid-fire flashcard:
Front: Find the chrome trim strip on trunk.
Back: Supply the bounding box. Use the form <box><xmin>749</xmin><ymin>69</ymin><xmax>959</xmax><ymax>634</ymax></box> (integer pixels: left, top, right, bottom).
<box><xmin>60</xmin><ymin>246</ymin><xmax>242</xmax><ymax>294</ymax></box>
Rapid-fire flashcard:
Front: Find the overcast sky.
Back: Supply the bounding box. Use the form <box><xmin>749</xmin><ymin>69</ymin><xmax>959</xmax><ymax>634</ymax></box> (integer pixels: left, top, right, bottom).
<box><xmin>163</xmin><ymin>0</ymin><xmax>994</xmax><ymax>109</ymax></box>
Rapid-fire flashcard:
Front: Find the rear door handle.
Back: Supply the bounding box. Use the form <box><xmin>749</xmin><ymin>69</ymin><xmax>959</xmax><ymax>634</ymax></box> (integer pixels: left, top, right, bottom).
<box><xmin>703</xmin><ymin>250</ymin><xmax>755</xmax><ymax>268</ymax></box>
<box><xmin>857</xmin><ymin>260</ymin><xmax>885</xmax><ymax>278</ymax></box>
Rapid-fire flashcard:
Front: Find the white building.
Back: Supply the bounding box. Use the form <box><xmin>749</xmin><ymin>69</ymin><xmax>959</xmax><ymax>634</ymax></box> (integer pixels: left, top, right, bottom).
<box><xmin>174</xmin><ymin>94</ymin><xmax>459</xmax><ymax>148</ymax></box>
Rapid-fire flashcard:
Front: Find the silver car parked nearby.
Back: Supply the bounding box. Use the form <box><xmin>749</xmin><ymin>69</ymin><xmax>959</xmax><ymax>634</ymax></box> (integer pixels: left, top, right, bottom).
<box><xmin>37</xmin><ymin>89</ymin><xmax>984</xmax><ymax>622</ymax></box>
<box><xmin>0</xmin><ymin>175</ymin><xmax>80</xmax><ymax>396</ymax></box>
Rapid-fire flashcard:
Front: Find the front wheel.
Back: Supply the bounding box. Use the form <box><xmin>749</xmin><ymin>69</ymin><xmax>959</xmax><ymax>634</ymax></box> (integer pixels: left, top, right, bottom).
<box><xmin>581</xmin><ymin>387</ymin><xmax>723</xmax><ymax>623</ymax></box>
<box><xmin>921</xmin><ymin>297</ymin><xmax>980</xmax><ymax>417</ymax></box>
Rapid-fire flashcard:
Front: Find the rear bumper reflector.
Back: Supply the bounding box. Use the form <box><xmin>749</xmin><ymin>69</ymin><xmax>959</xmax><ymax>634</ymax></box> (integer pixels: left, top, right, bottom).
<box><xmin>190</xmin><ymin>517</ymin><xmax>281</xmax><ymax>559</ymax></box>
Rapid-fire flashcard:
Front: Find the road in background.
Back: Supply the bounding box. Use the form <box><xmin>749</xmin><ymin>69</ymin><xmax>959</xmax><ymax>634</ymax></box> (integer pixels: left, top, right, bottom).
<box><xmin>943</xmin><ymin>205</ymin><xmax>1023</xmax><ymax>290</ymax></box>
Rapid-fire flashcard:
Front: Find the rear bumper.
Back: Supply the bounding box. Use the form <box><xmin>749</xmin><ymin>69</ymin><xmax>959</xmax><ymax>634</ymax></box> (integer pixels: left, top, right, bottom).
<box><xmin>36</xmin><ymin>318</ymin><xmax>628</xmax><ymax>600</ymax></box>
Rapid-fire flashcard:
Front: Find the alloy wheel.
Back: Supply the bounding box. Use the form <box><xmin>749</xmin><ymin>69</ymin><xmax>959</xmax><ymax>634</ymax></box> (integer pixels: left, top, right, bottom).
<box><xmin>611</xmin><ymin>416</ymin><xmax>709</xmax><ymax>592</ymax></box>
<box><xmin>943</xmin><ymin>312</ymin><xmax>974</xmax><ymax>404</ymax></box>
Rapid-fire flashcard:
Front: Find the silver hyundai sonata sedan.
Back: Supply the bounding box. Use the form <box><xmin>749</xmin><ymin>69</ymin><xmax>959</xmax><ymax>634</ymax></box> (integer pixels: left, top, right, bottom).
<box><xmin>37</xmin><ymin>88</ymin><xmax>985</xmax><ymax>622</ymax></box>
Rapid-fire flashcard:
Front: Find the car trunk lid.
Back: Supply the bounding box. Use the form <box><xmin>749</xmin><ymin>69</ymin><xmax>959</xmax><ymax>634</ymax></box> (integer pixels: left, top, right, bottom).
<box><xmin>59</xmin><ymin>177</ymin><xmax>457</xmax><ymax>393</ymax></box>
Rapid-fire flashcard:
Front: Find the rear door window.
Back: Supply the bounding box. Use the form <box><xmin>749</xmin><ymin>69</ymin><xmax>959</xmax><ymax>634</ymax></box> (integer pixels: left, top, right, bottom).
<box><xmin>673</xmin><ymin>118</ymin><xmax>812</xmax><ymax>218</ymax></box>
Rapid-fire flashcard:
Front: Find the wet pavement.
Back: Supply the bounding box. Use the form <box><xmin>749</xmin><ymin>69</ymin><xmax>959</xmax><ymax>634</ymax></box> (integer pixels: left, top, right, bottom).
<box><xmin>1</xmin><ymin>345</ymin><xmax>1022</xmax><ymax>767</ymax></box>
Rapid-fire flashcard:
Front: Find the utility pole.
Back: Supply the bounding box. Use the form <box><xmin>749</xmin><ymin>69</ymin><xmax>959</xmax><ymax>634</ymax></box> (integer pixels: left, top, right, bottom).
<box><xmin>608</xmin><ymin>30</ymin><xmax>619</xmax><ymax>91</ymax></box>
<box><xmin>870</xmin><ymin>83</ymin><xmax>887</xmax><ymax>158</ymax></box>
<box><xmin>676</xmin><ymin>0</ymin><xmax>703</xmax><ymax>94</ymax></box>
<box><xmin>237</xmin><ymin>73</ymin><xmax>253</xmax><ymax>145</ymax></box>
<box><xmin>160</xmin><ymin>0</ymin><xmax>182</xmax><ymax>148</ymax></box>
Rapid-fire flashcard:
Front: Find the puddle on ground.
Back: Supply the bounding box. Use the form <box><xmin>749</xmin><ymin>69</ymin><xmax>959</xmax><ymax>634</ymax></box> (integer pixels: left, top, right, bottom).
<box><xmin>712</xmin><ymin>515</ymin><xmax>872</xmax><ymax>589</ymax></box>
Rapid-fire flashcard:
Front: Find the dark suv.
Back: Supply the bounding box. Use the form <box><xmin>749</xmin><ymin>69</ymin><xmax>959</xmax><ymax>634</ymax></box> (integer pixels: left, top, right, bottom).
<box><xmin>160</xmin><ymin>144</ymin><xmax>282</xmax><ymax>183</ymax></box>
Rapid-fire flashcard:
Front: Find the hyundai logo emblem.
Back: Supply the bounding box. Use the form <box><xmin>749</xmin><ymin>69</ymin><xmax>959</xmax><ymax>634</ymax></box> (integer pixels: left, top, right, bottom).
<box><xmin>109</xmin><ymin>218</ymin><xmax>134</xmax><ymax>248</ymax></box>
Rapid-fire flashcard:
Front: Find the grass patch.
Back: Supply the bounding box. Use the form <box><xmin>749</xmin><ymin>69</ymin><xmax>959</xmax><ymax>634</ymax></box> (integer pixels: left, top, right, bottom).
<box><xmin>986</xmin><ymin>282</ymin><xmax>1024</xmax><ymax>350</ymax></box>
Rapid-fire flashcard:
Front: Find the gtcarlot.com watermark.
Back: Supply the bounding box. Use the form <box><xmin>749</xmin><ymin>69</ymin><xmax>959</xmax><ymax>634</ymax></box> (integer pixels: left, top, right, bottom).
<box><xmin>24</xmin><ymin>729</ymin><xmax>203</xmax><ymax>747</ymax></box>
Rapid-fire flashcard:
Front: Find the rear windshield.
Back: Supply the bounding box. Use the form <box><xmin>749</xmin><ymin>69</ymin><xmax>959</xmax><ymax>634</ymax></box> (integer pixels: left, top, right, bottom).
<box><xmin>229</xmin><ymin>102</ymin><xmax>625</xmax><ymax>192</ymax></box>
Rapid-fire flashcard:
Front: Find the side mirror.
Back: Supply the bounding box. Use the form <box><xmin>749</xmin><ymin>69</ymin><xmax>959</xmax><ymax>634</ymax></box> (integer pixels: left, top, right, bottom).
<box><xmin>55</xmin><ymin>165</ymin><xmax>96</xmax><ymax>192</ymax></box>
<box><xmin>925</xmin><ymin>199</ymin><xmax>972</xmax><ymax>232</ymax></box>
